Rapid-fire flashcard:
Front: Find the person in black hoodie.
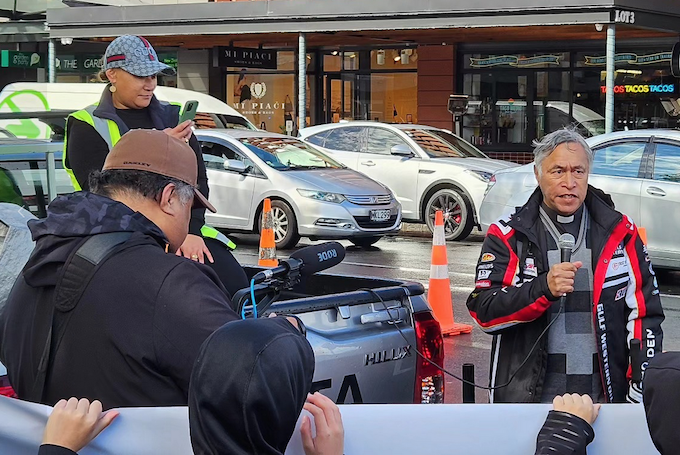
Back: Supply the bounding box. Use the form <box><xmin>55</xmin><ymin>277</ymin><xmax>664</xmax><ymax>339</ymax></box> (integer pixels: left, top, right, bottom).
<box><xmin>189</xmin><ymin>317</ymin><xmax>344</xmax><ymax>455</ymax></box>
<box><xmin>642</xmin><ymin>351</ymin><xmax>680</xmax><ymax>454</ymax></box>
<box><xmin>0</xmin><ymin>130</ymin><xmax>238</xmax><ymax>409</ymax></box>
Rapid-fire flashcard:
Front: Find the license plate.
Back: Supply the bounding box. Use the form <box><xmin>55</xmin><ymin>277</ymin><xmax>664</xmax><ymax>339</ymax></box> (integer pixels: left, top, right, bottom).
<box><xmin>370</xmin><ymin>209</ymin><xmax>391</xmax><ymax>222</ymax></box>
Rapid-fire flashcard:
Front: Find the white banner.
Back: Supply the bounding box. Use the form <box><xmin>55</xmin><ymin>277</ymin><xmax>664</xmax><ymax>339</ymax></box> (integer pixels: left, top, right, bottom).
<box><xmin>0</xmin><ymin>396</ymin><xmax>659</xmax><ymax>455</ymax></box>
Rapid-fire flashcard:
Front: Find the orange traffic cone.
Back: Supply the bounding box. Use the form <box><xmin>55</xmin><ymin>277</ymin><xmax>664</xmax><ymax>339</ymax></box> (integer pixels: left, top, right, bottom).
<box><xmin>428</xmin><ymin>210</ymin><xmax>473</xmax><ymax>336</ymax></box>
<box><xmin>638</xmin><ymin>227</ymin><xmax>648</xmax><ymax>245</ymax></box>
<box><xmin>258</xmin><ymin>198</ymin><xmax>279</xmax><ymax>267</ymax></box>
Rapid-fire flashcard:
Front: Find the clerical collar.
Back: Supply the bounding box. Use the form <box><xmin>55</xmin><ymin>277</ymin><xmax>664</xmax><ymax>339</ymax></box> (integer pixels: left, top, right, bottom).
<box><xmin>541</xmin><ymin>202</ymin><xmax>584</xmax><ymax>237</ymax></box>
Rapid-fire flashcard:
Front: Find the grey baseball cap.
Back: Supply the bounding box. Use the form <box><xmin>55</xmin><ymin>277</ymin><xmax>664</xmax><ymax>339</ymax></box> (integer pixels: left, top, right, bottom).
<box><xmin>104</xmin><ymin>35</ymin><xmax>175</xmax><ymax>77</ymax></box>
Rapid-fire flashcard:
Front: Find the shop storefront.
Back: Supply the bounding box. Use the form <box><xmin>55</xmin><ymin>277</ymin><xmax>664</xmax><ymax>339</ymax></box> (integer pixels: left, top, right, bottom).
<box><xmin>220</xmin><ymin>46</ymin><xmax>418</xmax><ymax>130</ymax></box>
<box><xmin>459</xmin><ymin>38</ymin><xmax>679</xmax><ymax>161</ymax></box>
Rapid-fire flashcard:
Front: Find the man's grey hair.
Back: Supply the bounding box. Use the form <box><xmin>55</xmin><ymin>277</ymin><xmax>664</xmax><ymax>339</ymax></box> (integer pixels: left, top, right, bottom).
<box><xmin>89</xmin><ymin>169</ymin><xmax>195</xmax><ymax>206</ymax></box>
<box><xmin>533</xmin><ymin>127</ymin><xmax>594</xmax><ymax>176</ymax></box>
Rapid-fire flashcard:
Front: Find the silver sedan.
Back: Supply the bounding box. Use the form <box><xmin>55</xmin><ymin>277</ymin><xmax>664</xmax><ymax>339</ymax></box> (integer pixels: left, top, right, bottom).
<box><xmin>480</xmin><ymin>129</ymin><xmax>680</xmax><ymax>269</ymax></box>
<box><xmin>196</xmin><ymin>130</ymin><xmax>402</xmax><ymax>249</ymax></box>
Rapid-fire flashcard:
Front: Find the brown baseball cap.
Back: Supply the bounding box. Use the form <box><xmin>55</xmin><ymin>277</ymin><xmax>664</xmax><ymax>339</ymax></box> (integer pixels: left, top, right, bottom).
<box><xmin>103</xmin><ymin>129</ymin><xmax>216</xmax><ymax>212</ymax></box>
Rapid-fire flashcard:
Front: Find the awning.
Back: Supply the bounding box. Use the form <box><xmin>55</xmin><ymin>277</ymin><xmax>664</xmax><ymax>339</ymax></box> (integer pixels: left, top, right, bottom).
<box><xmin>45</xmin><ymin>0</ymin><xmax>680</xmax><ymax>40</ymax></box>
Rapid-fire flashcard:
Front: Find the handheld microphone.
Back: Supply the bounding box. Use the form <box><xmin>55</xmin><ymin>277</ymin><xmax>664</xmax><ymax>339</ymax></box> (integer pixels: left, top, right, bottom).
<box><xmin>251</xmin><ymin>241</ymin><xmax>345</xmax><ymax>284</ymax></box>
<box><xmin>559</xmin><ymin>233</ymin><xmax>576</xmax><ymax>264</ymax></box>
<box><xmin>557</xmin><ymin>233</ymin><xmax>576</xmax><ymax>306</ymax></box>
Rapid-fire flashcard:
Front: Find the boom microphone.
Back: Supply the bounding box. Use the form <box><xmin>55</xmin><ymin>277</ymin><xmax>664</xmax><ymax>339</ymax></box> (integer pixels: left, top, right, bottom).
<box><xmin>557</xmin><ymin>233</ymin><xmax>576</xmax><ymax>306</ymax></box>
<box><xmin>251</xmin><ymin>242</ymin><xmax>345</xmax><ymax>284</ymax></box>
<box><xmin>290</xmin><ymin>241</ymin><xmax>345</xmax><ymax>276</ymax></box>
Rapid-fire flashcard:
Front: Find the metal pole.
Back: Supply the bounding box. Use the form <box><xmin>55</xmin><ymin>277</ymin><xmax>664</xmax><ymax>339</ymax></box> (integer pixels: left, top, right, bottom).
<box><xmin>46</xmin><ymin>151</ymin><xmax>57</xmax><ymax>203</ymax></box>
<box><xmin>48</xmin><ymin>38</ymin><xmax>56</xmax><ymax>83</ymax></box>
<box><xmin>298</xmin><ymin>33</ymin><xmax>306</xmax><ymax>131</ymax></box>
<box><xmin>605</xmin><ymin>24</ymin><xmax>615</xmax><ymax>133</ymax></box>
<box><xmin>462</xmin><ymin>363</ymin><xmax>475</xmax><ymax>403</ymax></box>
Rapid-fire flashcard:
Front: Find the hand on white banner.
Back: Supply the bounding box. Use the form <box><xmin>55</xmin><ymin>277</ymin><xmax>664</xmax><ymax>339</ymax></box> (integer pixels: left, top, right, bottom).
<box><xmin>42</xmin><ymin>397</ymin><xmax>119</xmax><ymax>452</ymax></box>
<box><xmin>300</xmin><ymin>392</ymin><xmax>344</xmax><ymax>455</ymax></box>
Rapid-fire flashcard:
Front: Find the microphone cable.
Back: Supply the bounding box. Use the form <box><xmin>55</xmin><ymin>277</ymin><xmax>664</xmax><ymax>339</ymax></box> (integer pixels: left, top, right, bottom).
<box><xmin>360</xmin><ymin>287</ymin><xmax>563</xmax><ymax>392</ymax></box>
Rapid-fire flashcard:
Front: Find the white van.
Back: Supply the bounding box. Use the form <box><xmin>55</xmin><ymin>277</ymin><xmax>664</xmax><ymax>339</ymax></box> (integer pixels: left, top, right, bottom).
<box><xmin>0</xmin><ymin>82</ymin><xmax>256</xmax><ymax>139</ymax></box>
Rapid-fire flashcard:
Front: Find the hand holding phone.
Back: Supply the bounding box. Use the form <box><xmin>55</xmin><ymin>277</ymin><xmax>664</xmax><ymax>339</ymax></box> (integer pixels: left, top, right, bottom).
<box><xmin>179</xmin><ymin>100</ymin><xmax>199</xmax><ymax>124</ymax></box>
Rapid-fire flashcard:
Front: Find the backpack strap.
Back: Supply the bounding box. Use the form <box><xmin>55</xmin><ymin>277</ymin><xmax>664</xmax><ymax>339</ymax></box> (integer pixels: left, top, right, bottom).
<box><xmin>30</xmin><ymin>231</ymin><xmax>133</xmax><ymax>402</ymax></box>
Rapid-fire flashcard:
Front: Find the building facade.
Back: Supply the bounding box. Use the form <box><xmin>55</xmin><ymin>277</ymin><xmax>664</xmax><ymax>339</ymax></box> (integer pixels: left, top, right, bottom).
<box><xmin>4</xmin><ymin>0</ymin><xmax>680</xmax><ymax>162</ymax></box>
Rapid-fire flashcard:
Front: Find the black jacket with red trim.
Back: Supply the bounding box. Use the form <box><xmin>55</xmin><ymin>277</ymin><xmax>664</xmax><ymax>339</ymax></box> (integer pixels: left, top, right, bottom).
<box><xmin>466</xmin><ymin>186</ymin><xmax>664</xmax><ymax>403</ymax></box>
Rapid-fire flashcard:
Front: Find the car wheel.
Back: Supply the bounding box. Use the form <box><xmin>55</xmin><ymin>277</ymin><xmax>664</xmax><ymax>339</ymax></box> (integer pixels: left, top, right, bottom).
<box><xmin>259</xmin><ymin>200</ymin><xmax>300</xmax><ymax>250</ymax></box>
<box><xmin>425</xmin><ymin>188</ymin><xmax>474</xmax><ymax>241</ymax></box>
<box><xmin>350</xmin><ymin>236</ymin><xmax>382</xmax><ymax>248</ymax></box>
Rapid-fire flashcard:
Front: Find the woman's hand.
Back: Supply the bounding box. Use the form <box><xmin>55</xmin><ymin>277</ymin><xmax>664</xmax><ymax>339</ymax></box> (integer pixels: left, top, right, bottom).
<box><xmin>42</xmin><ymin>398</ymin><xmax>119</xmax><ymax>452</ymax></box>
<box><xmin>301</xmin><ymin>392</ymin><xmax>344</xmax><ymax>455</ymax></box>
<box><xmin>176</xmin><ymin>233</ymin><xmax>214</xmax><ymax>264</ymax></box>
<box><xmin>163</xmin><ymin>120</ymin><xmax>193</xmax><ymax>143</ymax></box>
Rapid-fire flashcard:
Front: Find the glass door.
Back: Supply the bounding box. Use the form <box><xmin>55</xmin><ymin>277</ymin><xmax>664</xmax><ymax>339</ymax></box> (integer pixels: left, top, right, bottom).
<box><xmin>325</xmin><ymin>74</ymin><xmax>356</xmax><ymax>123</ymax></box>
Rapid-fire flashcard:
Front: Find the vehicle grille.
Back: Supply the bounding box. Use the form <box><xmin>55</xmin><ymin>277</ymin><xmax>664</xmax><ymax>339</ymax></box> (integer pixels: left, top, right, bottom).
<box><xmin>353</xmin><ymin>215</ymin><xmax>399</xmax><ymax>229</ymax></box>
<box><xmin>345</xmin><ymin>194</ymin><xmax>392</xmax><ymax>205</ymax></box>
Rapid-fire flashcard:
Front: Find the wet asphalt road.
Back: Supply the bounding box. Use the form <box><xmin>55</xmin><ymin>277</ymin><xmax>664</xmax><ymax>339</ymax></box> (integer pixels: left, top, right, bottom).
<box><xmin>229</xmin><ymin>229</ymin><xmax>680</xmax><ymax>404</ymax></box>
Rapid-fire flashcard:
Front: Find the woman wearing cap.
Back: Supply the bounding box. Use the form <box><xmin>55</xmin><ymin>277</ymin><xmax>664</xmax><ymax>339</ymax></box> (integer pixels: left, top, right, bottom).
<box><xmin>64</xmin><ymin>35</ymin><xmax>211</xmax><ymax>264</ymax></box>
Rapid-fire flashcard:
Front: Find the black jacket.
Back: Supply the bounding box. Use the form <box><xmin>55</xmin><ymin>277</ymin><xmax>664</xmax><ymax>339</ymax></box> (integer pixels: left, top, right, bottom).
<box><xmin>189</xmin><ymin>317</ymin><xmax>314</xmax><ymax>455</ymax></box>
<box><xmin>535</xmin><ymin>410</ymin><xmax>595</xmax><ymax>455</ymax></box>
<box><xmin>64</xmin><ymin>86</ymin><xmax>208</xmax><ymax>236</ymax></box>
<box><xmin>38</xmin><ymin>445</ymin><xmax>76</xmax><ymax>455</ymax></box>
<box><xmin>643</xmin><ymin>351</ymin><xmax>680</xmax><ymax>454</ymax></box>
<box><xmin>0</xmin><ymin>192</ymin><xmax>238</xmax><ymax>409</ymax></box>
<box><xmin>466</xmin><ymin>186</ymin><xmax>664</xmax><ymax>403</ymax></box>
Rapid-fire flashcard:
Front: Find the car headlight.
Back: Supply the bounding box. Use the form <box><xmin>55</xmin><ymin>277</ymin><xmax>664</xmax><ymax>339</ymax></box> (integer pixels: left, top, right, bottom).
<box><xmin>464</xmin><ymin>169</ymin><xmax>493</xmax><ymax>182</ymax></box>
<box><xmin>297</xmin><ymin>189</ymin><xmax>346</xmax><ymax>203</ymax></box>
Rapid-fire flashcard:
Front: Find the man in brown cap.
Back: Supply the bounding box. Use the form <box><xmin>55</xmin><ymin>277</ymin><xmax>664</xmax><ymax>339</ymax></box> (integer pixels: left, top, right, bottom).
<box><xmin>0</xmin><ymin>129</ymin><xmax>238</xmax><ymax>409</ymax></box>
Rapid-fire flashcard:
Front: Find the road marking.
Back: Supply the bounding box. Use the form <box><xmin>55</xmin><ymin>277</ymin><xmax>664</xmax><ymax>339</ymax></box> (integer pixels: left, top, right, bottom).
<box><xmin>342</xmin><ymin>261</ymin><xmax>475</xmax><ymax>278</ymax></box>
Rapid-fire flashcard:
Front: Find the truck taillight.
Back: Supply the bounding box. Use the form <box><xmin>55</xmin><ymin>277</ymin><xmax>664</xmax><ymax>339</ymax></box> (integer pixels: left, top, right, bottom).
<box><xmin>413</xmin><ymin>312</ymin><xmax>445</xmax><ymax>404</ymax></box>
<box><xmin>0</xmin><ymin>377</ymin><xmax>16</xmax><ymax>398</ymax></box>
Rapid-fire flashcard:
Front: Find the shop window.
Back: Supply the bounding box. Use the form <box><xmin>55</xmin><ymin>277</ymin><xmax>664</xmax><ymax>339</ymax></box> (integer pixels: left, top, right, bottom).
<box><xmin>365</xmin><ymin>127</ymin><xmax>408</xmax><ymax>155</ymax></box>
<box><xmin>464</xmin><ymin>52</ymin><xmax>569</xmax><ymax>69</ymax></box>
<box><xmin>324</xmin><ymin>53</ymin><xmax>342</xmax><ymax>72</ymax></box>
<box><xmin>535</xmin><ymin>71</ymin><xmax>574</xmax><ymax>139</ymax></box>
<box><xmin>592</xmin><ymin>142</ymin><xmax>646</xmax><ymax>178</ymax></box>
<box><xmin>653</xmin><ymin>144</ymin><xmax>680</xmax><ymax>182</ymax></box>
<box><xmin>369</xmin><ymin>73</ymin><xmax>417</xmax><ymax>123</ymax></box>
<box><xmin>323</xmin><ymin>127</ymin><xmax>365</xmax><ymax>152</ymax></box>
<box><xmin>227</xmin><ymin>72</ymin><xmax>295</xmax><ymax>133</ymax></box>
<box><xmin>371</xmin><ymin>49</ymin><xmax>418</xmax><ymax>70</ymax></box>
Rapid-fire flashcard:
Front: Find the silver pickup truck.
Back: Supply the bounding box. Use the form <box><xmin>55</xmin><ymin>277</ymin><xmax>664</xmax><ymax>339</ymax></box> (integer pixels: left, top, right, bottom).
<box><xmin>0</xmin><ymin>137</ymin><xmax>445</xmax><ymax>405</ymax></box>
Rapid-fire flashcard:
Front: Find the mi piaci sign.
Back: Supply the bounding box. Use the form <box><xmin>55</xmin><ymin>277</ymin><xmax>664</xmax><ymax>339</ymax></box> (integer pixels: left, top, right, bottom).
<box><xmin>218</xmin><ymin>46</ymin><xmax>277</xmax><ymax>69</ymax></box>
<box><xmin>0</xmin><ymin>51</ymin><xmax>45</xmax><ymax>68</ymax></box>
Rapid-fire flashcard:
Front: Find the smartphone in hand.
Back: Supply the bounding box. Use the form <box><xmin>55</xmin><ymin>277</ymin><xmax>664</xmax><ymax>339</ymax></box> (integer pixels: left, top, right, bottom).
<box><xmin>179</xmin><ymin>100</ymin><xmax>199</xmax><ymax>124</ymax></box>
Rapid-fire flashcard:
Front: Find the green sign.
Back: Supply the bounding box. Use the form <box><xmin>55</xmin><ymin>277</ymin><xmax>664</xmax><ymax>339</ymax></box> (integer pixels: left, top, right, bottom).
<box><xmin>55</xmin><ymin>54</ymin><xmax>103</xmax><ymax>73</ymax></box>
<box><xmin>0</xmin><ymin>50</ymin><xmax>45</xmax><ymax>68</ymax></box>
<box><xmin>158</xmin><ymin>53</ymin><xmax>178</xmax><ymax>70</ymax></box>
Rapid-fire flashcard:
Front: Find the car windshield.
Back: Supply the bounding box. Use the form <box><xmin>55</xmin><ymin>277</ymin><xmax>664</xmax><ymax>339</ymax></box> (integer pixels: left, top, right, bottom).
<box><xmin>402</xmin><ymin>128</ymin><xmax>488</xmax><ymax>158</ymax></box>
<box><xmin>239</xmin><ymin>137</ymin><xmax>343</xmax><ymax>170</ymax></box>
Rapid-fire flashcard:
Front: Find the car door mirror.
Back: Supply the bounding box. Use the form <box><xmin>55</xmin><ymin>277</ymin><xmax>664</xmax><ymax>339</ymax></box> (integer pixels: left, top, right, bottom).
<box><xmin>390</xmin><ymin>144</ymin><xmax>413</xmax><ymax>157</ymax></box>
<box><xmin>224</xmin><ymin>159</ymin><xmax>247</xmax><ymax>173</ymax></box>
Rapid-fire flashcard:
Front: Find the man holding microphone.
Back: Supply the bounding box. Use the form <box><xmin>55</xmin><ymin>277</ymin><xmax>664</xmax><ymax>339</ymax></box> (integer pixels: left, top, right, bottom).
<box><xmin>467</xmin><ymin>127</ymin><xmax>664</xmax><ymax>404</ymax></box>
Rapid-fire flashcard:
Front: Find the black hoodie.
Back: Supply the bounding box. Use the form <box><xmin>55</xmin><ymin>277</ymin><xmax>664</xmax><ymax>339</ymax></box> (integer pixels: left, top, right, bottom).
<box><xmin>189</xmin><ymin>317</ymin><xmax>314</xmax><ymax>455</ymax></box>
<box><xmin>0</xmin><ymin>192</ymin><xmax>237</xmax><ymax>408</ymax></box>
<box><xmin>643</xmin><ymin>351</ymin><xmax>680</xmax><ymax>454</ymax></box>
